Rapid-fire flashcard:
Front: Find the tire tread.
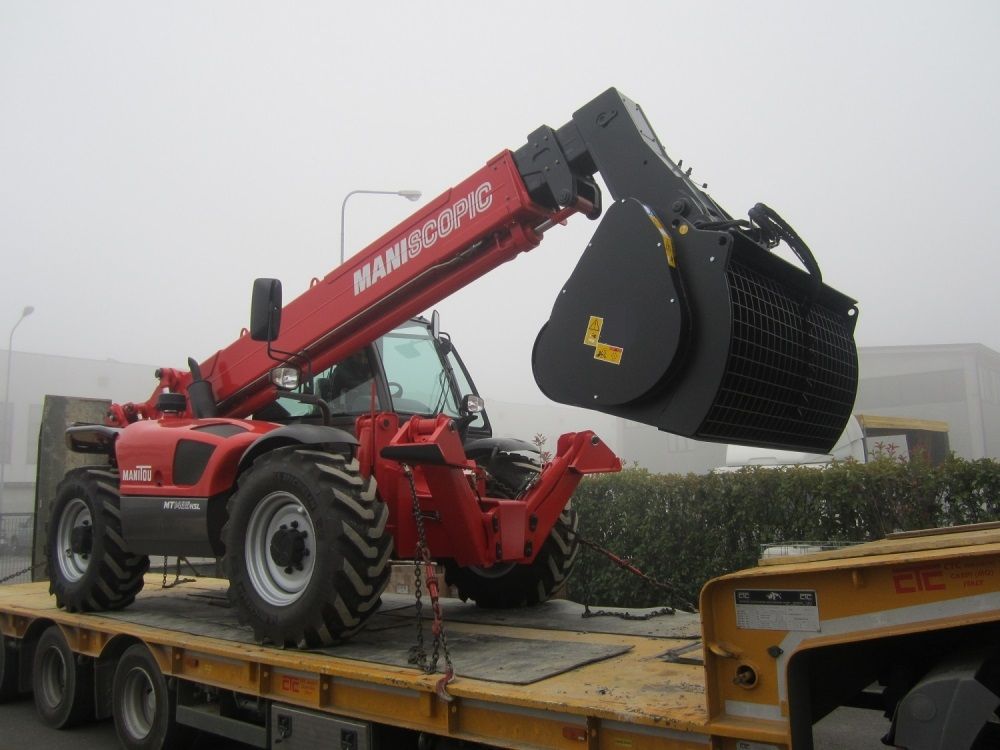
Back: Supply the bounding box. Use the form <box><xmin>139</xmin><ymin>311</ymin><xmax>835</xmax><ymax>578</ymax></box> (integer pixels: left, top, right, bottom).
<box><xmin>223</xmin><ymin>447</ymin><xmax>392</xmax><ymax>647</ymax></box>
<box><xmin>48</xmin><ymin>468</ymin><xmax>149</xmax><ymax>613</ymax></box>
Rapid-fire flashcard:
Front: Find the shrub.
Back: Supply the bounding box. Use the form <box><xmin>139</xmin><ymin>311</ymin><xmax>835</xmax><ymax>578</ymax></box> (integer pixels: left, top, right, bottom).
<box><xmin>567</xmin><ymin>456</ymin><xmax>1000</xmax><ymax>609</ymax></box>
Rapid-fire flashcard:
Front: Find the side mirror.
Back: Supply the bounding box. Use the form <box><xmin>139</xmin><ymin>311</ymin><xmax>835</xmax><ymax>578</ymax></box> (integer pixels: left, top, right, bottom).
<box><xmin>250</xmin><ymin>278</ymin><xmax>282</xmax><ymax>342</ymax></box>
<box><xmin>431</xmin><ymin>309</ymin><xmax>441</xmax><ymax>341</ymax></box>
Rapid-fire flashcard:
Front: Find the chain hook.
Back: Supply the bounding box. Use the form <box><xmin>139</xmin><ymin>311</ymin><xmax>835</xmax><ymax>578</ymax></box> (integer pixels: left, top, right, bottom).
<box><xmin>402</xmin><ymin>463</ymin><xmax>456</xmax><ymax>687</ymax></box>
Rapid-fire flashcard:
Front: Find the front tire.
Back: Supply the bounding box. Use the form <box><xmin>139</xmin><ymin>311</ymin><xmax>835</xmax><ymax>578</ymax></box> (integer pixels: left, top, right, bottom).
<box><xmin>445</xmin><ymin>452</ymin><xmax>582</xmax><ymax>608</ymax></box>
<box><xmin>112</xmin><ymin>643</ymin><xmax>195</xmax><ymax>750</ymax></box>
<box><xmin>47</xmin><ymin>468</ymin><xmax>150</xmax><ymax>612</ymax></box>
<box><xmin>223</xmin><ymin>448</ymin><xmax>393</xmax><ymax>647</ymax></box>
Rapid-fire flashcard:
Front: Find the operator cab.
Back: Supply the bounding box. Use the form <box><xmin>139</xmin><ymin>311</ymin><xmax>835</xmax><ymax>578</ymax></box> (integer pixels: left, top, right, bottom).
<box><xmin>254</xmin><ymin>316</ymin><xmax>492</xmax><ymax>442</ymax></box>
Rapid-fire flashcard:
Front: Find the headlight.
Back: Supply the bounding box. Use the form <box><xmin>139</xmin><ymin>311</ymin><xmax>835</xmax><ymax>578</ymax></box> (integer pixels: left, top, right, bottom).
<box><xmin>270</xmin><ymin>367</ymin><xmax>300</xmax><ymax>391</ymax></box>
<box><xmin>462</xmin><ymin>394</ymin><xmax>485</xmax><ymax>414</ymax></box>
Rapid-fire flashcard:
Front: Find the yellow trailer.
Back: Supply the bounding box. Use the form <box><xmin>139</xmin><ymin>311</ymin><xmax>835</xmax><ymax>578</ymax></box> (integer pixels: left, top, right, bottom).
<box><xmin>1</xmin><ymin>523</ymin><xmax>998</xmax><ymax>749</ymax></box>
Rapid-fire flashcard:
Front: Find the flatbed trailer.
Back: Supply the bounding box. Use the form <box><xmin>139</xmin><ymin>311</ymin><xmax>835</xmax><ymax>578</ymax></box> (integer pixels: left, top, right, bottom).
<box><xmin>2</xmin><ymin>524</ymin><xmax>1000</xmax><ymax>750</ymax></box>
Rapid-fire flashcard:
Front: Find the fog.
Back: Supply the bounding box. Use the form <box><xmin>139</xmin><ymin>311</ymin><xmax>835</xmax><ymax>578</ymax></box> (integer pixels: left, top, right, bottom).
<box><xmin>2</xmin><ymin>1</ymin><xmax>998</xmax><ymax>405</ymax></box>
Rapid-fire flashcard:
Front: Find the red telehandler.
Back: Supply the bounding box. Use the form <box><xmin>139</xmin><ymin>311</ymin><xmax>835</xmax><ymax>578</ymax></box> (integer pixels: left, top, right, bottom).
<box><xmin>49</xmin><ymin>88</ymin><xmax>859</xmax><ymax>648</ymax></box>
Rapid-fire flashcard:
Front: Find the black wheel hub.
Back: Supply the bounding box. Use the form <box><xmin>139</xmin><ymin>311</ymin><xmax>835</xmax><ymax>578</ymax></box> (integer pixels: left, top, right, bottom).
<box><xmin>70</xmin><ymin>524</ymin><xmax>93</xmax><ymax>556</ymax></box>
<box><xmin>269</xmin><ymin>524</ymin><xmax>308</xmax><ymax>569</ymax></box>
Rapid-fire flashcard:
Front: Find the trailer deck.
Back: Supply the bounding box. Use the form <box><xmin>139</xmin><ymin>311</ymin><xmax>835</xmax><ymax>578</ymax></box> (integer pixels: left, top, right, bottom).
<box><xmin>1</xmin><ymin>576</ymin><xmax>730</xmax><ymax>749</ymax></box>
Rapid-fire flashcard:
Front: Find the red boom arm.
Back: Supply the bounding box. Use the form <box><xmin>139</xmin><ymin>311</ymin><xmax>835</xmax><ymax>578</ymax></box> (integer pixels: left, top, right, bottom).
<box><xmin>109</xmin><ymin>151</ymin><xmax>585</xmax><ymax>424</ymax></box>
<box><xmin>109</xmin><ymin>151</ymin><xmax>592</xmax><ymax>424</ymax></box>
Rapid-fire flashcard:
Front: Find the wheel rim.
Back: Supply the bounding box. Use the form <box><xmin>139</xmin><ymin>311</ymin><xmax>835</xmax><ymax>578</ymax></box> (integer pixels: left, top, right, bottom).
<box><xmin>245</xmin><ymin>490</ymin><xmax>317</xmax><ymax>606</ymax></box>
<box><xmin>39</xmin><ymin>646</ymin><xmax>67</xmax><ymax>709</ymax></box>
<box><xmin>120</xmin><ymin>666</ymin><xmax>156</xmax><ymax>740</ymax></box>
<box><xmin>56</xmin><ymin>497</ymin><xmax>92</xmax><ymax>582</ymax></box>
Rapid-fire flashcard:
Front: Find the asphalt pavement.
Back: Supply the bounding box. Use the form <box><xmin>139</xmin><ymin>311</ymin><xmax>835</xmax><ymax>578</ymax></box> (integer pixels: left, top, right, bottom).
<box><xmin>0</xmin><ymin>696</ymin><xmax>255</xmax><ymax>750</ymax></box>
<box><xmin>0</xmin><ymin>697</ymin><xmax>119</xmax><ymax>750</ymax></box>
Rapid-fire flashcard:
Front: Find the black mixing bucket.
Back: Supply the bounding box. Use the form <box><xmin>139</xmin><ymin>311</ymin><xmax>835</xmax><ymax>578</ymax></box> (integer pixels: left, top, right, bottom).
<box><xmin>532</xmin><ymin>198</ymin><xmax>858</xmax><ymax>453</ymax></box>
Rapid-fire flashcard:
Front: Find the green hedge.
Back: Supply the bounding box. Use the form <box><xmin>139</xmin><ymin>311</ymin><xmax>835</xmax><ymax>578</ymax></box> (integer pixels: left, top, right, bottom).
<box><xmin>566</xmin><ymin>456</ymin><xmax>1000</xmax><ymax>609</ymax></box>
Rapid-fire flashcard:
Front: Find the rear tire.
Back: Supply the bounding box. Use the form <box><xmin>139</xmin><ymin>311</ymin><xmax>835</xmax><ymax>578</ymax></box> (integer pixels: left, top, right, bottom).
<box><xmin>32</xmin><ymin>625</ymin><xmax>93</xmax><ymax>728</ymax></box>
<box><xmin>47</xmin><ymin>468</ymin><xmax>150</xmax><ymax>612</ymax></box>
<box><xmin>445</xmin><ymin>452</ymin><xmax>581</xmax><ymax>608</ymax></box>
<box><xmin>223</xmin><ymin>448</ymin><xmax>393</xmax><ymax>647</ymax></box>
<box><xmin>112</xmin><ymin>643</ymin><xmax>195</xmax><ymax>750</ymax></box>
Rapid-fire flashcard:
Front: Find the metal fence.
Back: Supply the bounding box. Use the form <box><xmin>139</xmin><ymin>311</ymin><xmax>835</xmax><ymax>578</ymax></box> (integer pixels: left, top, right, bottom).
<box><xmin>0</xmin><ymin>513</ymin><xmax>36</xmax><ymax>584</ymax></box>
<box><xmin>759</xmin><ymin>540</ymin><xmax>858</xmax><ymax>559</ymax></box>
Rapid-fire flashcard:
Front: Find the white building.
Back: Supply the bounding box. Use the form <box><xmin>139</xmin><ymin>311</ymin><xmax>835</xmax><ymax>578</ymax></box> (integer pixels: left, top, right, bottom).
<box><xmin>852</xmin><ymin>344</ymin><xmax>1000</xmax><ymax>462</ymax></box>
<box><xmin>0</xmin><ymin>350</ymin><xmax>157</xmax><ymax>513</ymax></box>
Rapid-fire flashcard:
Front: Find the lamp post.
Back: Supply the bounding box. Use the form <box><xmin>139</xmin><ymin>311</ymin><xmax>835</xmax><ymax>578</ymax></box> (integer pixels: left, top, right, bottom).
<box><xmin>340</xmin><ymin>189</ymin><xmax>422</xmax><ymax>264</ymax></box>
<box><xmin>1</xmin><ymin>305</ymin><xmax>34</xmax><ymax>516</ymax></box>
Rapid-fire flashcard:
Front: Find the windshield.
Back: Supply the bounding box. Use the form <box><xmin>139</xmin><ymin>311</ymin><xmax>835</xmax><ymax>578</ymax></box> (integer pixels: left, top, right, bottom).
<box><xmin>379</xmin><ymin>320</ymin><xmax>460</xmax><ymax>416</ymax></box>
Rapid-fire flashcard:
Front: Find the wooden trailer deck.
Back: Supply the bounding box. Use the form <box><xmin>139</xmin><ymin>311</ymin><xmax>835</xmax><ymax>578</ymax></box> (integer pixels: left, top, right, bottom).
<box><xmin>0</xmin><ymin>576</ymin><xmax>746</xmax><ymax>749</ymax></box>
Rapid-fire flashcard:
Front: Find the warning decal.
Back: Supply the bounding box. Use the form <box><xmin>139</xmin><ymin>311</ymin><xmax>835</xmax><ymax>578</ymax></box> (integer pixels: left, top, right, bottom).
<box><xmin>594</xmin><ymin>343</ymin><xmax>624</xmax><ymax>365</ymax></box>
<box><xmin>582</xmin><ymin>315</ymin><xmax>624</xmax><ymax>365</ymax></box>
<box><xmin>584</xmin><ymin>316</ymin><xmax>603</xmax><ymax>346</ymax></box>
<box><xmin>735</xmin><ymin>589</ymin><xmax>820</xmax><ymax>632</ymax></box>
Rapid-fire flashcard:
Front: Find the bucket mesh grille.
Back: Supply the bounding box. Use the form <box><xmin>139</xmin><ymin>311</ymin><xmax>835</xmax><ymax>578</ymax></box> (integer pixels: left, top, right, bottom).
<box><xmin>698</xmin><ymin>261</ymin><xmax>858</xmax><ymax>451</ymax></box>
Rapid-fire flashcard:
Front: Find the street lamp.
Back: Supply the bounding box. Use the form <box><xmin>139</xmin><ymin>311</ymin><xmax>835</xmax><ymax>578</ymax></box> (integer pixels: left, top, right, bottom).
<box><xmin>1</xmin><ymin>305</ymin><xmax>35</xmax><ymax>515</ymax></box>
<box><xmin>340</xmin><ymin>189</ymin><xmax>422</xmax><ymax>264</ymax></box>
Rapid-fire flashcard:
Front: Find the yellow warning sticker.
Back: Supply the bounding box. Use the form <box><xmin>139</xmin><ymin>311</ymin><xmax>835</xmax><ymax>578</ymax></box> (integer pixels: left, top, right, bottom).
<box><xmin>594</xmin><ymin>343</ymin><xmax>624</xmax><ymax>365</ymax></box>
<box><xmin>584</xmin><ymin>316</ymin><xmax>603</xmax><ymax>346</ymax></box>
<box><xmin>583</xmin><ymin>314</ymin><xmax>623</xmax><ymax>364</ymax></box>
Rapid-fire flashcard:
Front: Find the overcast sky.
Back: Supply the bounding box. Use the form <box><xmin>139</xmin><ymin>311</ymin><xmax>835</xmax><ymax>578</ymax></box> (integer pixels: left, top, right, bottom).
<box><xmin>2</xmin><ymin>1</ymin><xmax>998</xmax><ymax>405</ymax></box>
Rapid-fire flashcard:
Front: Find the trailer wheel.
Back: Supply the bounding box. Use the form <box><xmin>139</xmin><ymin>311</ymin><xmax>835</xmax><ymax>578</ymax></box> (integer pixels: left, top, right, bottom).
<box><xmin>223</xmin><ymin>447</ymin><xmax>393</xmax><ymax>647</ymax></box>
<box><xmin>47</xmin><ymin>468</ymin><xmax>150</xmax><ymax>612</ymax></box>
<box><xmin>112</xmin><ymin>643</ymin><xmax>194</xmax><ymax>750</ymax></box>
<box><xmin>0</xmin><ymin>633</ymin><xmax>21</xmax><ymax>702</ymax></box>
<box><xmin>445</xmin><ymin>453</ymin><xmax>581</xmax><ymax>608</ymax></box>
<box><xmin>32</xmin><ymin>625</ymin><xmax>93</xmax><ymax>728</ymax></box>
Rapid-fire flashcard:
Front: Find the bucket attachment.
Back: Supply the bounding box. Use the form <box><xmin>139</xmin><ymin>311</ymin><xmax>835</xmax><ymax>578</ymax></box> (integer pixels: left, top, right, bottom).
<box><xmin>532</xmin><ymin>198</ymin><xmax>859</xmax><ymax>453</ymax></box>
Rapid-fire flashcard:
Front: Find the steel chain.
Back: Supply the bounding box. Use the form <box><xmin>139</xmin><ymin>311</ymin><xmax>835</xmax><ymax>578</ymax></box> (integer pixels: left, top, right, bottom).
<box><xmin>0</xmin><ymin>558</ymin><xmax>46</xmax><ymax>585</ymax></box>
<box><xmin>1</xmin><ymin>556</ymin><xmax>197</xmax><ymax>588</ymax></box>
<box><xmin>411</xmin><ymin>544</ymin><xmax>426</xmax><ymax>665</ymax></box>
<box><xmin>161</xmin><ymin>556</ymin><xmax>196</xmax><ymax>589</ymax></box>
<box><xmin>577</xmin><ymin>535</ymin><xmax>697</xmax><ymax>614</ymax></box>
<box><xmin>401</xmin><ymin>464</ymin><xmax>455</xmax><ymax>701</ymax></box>
<box><xmin>582</xmin><ymin>604</ymin><xmax>677</xmax><ymax>621</ymax></box>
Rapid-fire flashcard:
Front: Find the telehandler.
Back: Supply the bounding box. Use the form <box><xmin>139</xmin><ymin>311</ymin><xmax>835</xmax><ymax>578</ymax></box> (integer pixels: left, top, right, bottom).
<box><xmin>48</xmin><ymin>88</ymin><xmax>858</xmax><ymax>649</ymax></box>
